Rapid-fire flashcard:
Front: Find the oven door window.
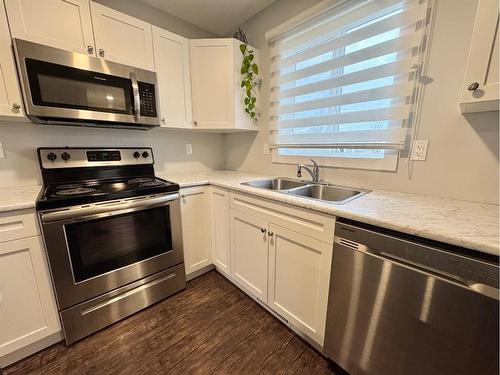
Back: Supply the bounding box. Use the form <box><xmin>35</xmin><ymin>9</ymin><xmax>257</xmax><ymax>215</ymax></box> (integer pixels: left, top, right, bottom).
<box><xmin>65</xmin><ymin>206</ymin><xmax>172</xmax><ymax>282</ymax></box>
<box><xmin>25</xmin><ymin>58</ymin><xmax>133</xmax><ymax>115</ymax></box>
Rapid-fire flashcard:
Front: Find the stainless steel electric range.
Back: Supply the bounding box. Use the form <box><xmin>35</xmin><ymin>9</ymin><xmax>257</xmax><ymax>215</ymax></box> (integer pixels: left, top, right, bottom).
<box><xmin>36</xmin><ymin>147</ymin><xmax>185</xmax><ymax>344</ymax></box>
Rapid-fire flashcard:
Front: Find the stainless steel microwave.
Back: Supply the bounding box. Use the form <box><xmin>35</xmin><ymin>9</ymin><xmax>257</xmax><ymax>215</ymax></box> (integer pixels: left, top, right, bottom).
<box><xmin>13</xmin><ymin>38</ymin><xmax>160</xmax><ymax>130</ymax></box>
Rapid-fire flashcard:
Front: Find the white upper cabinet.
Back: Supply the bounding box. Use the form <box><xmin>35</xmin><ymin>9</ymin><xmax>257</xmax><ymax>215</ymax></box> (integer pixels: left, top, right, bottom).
<box><xmin>461</xmin><ymin>0</ymin><xmax>499</xmax><ymax>113</ymax></box>
<box><xmin>190</xmin><ymin>38</ymin><xmax>260</xmax><ymax>132</ymax></box>
<box><xmin>4</xmin><ymin>0</ymin><xmax>95</xmax><ymax>56</ymax></box>
<box><xmin>152</xmin><ymin>26</ymin><xmax>192</xmax><ymax>128</ymax></box>
<box><xmin>90</xmin><ymin>2</ymin><xmax>154</xmax><ymax>70</ymax></box>
<box><xmin>0</xmin><ymin>2</ymin><xmax>23</xmax><ymax>118</ymax></box>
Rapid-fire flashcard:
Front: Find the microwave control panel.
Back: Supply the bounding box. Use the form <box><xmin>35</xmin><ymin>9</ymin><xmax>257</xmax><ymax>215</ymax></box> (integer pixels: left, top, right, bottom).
<box><xmin>138</xmin><ymin>82</ymin><xmax>157</xmax><ymax>117</ymax></box>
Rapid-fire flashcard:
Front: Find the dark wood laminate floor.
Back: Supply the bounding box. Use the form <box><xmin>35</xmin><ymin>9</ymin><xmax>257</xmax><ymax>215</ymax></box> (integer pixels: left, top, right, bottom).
<box><xmin>3</xmin><ymin>271</ymin><xmax>339</xmax><ymax>375</ymax></box>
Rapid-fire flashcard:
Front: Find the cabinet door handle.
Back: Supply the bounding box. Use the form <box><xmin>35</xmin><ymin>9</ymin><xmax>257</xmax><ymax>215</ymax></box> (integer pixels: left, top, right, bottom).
<box><xmin>260</xmin><ymin>228</ymin><xmax>267</xmax><ymax>233</ymax></box>
<box><xmin>11</xmin><ymin>102</ymin><xmax>21</xmax><ymax>110</ymax></box>
<box><xmin>98</xmin><ymin>49</ymin><xmax>105</xmax><ymax>57</ymax></box>
<box><xmin>87</xmin><ymin>45</ymin><xmax>94</xmax><ymax>54</ymax></box>
<box><xmin>468</xmin><ymin>82</ymin><xmax>479</xmax><ymax>91</ymax></box>
<box><xmin>268</xmin><ymin>231</ymin><xmax>274</xmax><ymax>237</ymax></box>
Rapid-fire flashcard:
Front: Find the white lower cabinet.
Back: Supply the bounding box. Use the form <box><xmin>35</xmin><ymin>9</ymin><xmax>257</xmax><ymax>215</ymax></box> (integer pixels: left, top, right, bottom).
<box><xmin>0</xmin><ymin>235</ymin><xmax>60</xmax><ymax>360</ymax></box>
<box><xmin>268</xmin><ymin>223</ymin><xmax>333</xmax><ymax>346</ymax></box>
<box><xmin>230</xmin><ymin>209</ymin><xmax>269</xmax><ymax>303</ymax></box>
<box><xmin>210</xmin><ymin>187</ymin><xmax>230</xmax><ymax>277</ymax></box>
<box><xmin>228</xmin><ymin>192</ymin><xmax>335</xmax><ymax>346</ymax></box>
<box><xmin>180</xmin><ymin>187</ymin><xmax>212</xmax><ymax>276</ymax></box>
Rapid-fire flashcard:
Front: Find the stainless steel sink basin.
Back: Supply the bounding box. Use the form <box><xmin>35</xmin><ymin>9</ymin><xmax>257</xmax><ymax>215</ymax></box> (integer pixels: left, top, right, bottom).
<box><xmin>241</xmin><ymin>178</ymin><xmax>369</xmax><ymax>204</ymax></box>
<box><xmin>241</xmin><ymin>178</ymin><xmax>307</xmax><ymax>190</ymax></box>
<box><xmin>288</xmin><ymin>184</ymin><xmax>368</xmax><ymax>204</ymax></box>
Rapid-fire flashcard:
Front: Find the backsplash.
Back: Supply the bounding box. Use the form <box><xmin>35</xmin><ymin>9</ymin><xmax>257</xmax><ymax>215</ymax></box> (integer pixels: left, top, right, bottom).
<box><xmin>0</xmin><ymin>121</ymin><xmax>225</xmax><ymax>187</ymax></box>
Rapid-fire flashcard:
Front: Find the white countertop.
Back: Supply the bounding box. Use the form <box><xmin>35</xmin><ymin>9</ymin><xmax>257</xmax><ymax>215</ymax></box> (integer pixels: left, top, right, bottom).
<box><xmin>0</xmin><ymin>170</ymin><xmax>498</xmax><ymax>256</ymax></box>
<box><xmin>0</xmin><ymin>185</ymin><xmax>41</xmax><ymax>213</ymax></box>
<box><xmin>159</xmin><ymin>170</ymin><xmax>499</xmax><ymax>257</ymax></box>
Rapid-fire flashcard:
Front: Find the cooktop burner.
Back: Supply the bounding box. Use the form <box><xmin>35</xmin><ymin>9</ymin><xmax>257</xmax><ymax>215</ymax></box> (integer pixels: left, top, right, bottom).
<box><xmin>55</xmin><ymin>187</ymin><xmax>97</xmax><ymax>196</ymax></box>
<box><xmin>140</xmin><ymin>181</ymin><xmax>164</xmax><ymax>187</ymax></box>
<box><xmin>56</xmin><ymin>183</ymin><xmax>83</xmax><ymax>189</ymax></box>
<box><xmin>128</xmin><ymin>177</ymin><xmax>154</xmax><ymax>183</ymax></box>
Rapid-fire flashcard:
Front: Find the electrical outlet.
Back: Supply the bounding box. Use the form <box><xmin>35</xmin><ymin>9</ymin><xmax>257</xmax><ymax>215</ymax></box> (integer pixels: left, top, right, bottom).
<box><xmin>0</xmin><ymin>141</ymin><xmax>5</xmax><ymax>159</ymax></box>
<box><xmin>185</xmin><ymin>144</ymin><xmax>192</xmax><ymax>155</ymax></box>
<box><xmin>411</xmin><ymin>140</ymin><xmax>429</xmax><ymax>161</ymax></box>
<box><xmin>263</xmin><ymin>143</ymin><xmax>269</xmax><ymax>155</ymax></box>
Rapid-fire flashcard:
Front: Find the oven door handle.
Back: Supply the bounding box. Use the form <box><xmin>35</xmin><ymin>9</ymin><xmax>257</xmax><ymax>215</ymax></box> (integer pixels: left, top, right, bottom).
<box><xmin>130</xmin><ymin>72</ymin><xmax>141</xmax><ymax>123</ymax></box>
<box><xmin>41</xmin><ymin>193</ymin><xmax>179</xmax><ymax>224</ymax></box>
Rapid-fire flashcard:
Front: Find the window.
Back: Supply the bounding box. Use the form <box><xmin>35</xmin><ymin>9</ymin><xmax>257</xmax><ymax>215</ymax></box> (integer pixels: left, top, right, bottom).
<box><xmin>268</xmin><ymin>0</ymin><xmax>430</xmax><ymax>170</ymax></box>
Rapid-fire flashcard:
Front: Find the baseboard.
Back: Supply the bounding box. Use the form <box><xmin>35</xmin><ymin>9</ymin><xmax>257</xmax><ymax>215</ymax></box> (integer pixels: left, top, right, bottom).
<box><xmin>0</xmin><ymin>331</ymin><xmax>64</xmax><ymax>369</ymax></box>
<box><xmin>186</xmin><ymin>264</ymin><xmax>215</xmax><ymax>281</ymax></box>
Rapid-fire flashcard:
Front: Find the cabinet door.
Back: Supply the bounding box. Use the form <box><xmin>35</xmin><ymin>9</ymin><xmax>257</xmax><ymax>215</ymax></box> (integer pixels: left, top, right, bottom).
<box><xmin>230</xmin><ymin>209</ymin><xmax>268</xmax><ymax>303</ymax></box>
<box><xmin>180</xmin><ymin>187</ymin><xmax>212</xmax><ymax>276</ymax></box>
<box><xmin>4</xmin><ymin>0</ymin><xmax>95</xmax><ymax>55</ymax></box>
<box><xmin>152</xmin><ymin>26</ymin><xmax>192</xmax><ymax>129</ymax></box>
<box><xmin>190</xmin><ymin>39</ymin><xmax>234</xmax><ymax>129</ymax></box>
<box><xmin>268</xmin><ymin>223</ymin><xmax>332</xmax><ymax>346</ymax></box>
<box><xmin>210</xmin><ymin>187</ymin><xmax>230</xmax><ymax>276</ymax></box>
<box><xmin>0</xmin><ymin>2</ymin><xmax>23</xmax><ymax>118</ymax></box>
<box><xmin>0</xmin><ymin>236</ymin><xmax>60</xmax><ymax>357</ymax></box>
<box><xmin>461</xmin><ymin>0</ymin><xmax>499</xmax><ymax>112</ymax></box>
<box><xmin>90</xmin><ymin>2</ymin><xmax>154</xmax><ymax>70</ymax></box>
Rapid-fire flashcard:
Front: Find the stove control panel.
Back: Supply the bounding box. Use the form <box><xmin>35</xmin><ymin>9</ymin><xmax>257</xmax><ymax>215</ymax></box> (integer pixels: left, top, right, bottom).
<box><xmin>87</xmin><ymin>150</ymin><xmax>121</xmax><ymax>162</ymax></box>
<box><xmin>39</xmin><ymin>148</ymin><xmax>154</xmax><ymax>169</ymax></box>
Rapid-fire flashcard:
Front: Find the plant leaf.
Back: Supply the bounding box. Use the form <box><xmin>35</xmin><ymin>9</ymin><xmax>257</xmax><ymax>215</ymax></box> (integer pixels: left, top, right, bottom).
<box><xmin>250</xmin><ymin>111</ymin><xmax>256</xmax><ymax>117</ymax></box>
<box><xmin>244</xmin><ymin>98</ymin><xmax>250</xmax><ymax>105</ymax></box>
<box><xmin>251</xmin><ymin>64</ymin><xmax>259</xmax><ymax>74</ymax></box>
<box><xmin>239</xmin><ymin>44</ymin><xmax>246</xmax><ymax>53</ymax></box>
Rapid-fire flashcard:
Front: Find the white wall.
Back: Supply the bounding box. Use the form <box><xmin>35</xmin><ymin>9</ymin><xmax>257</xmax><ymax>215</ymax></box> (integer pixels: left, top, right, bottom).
<box><xmin>0</xmin><ymin>1</ymin><xmax>224</xmax><ymax>188</ymax></box>
<box><xmin>225</xmin><ymin>0</ymin><xmax>500</xmax><ymax>205</ymax></box>
<box><xmin>0</xmin><ymin>123</ymin><xmax>225</xmax><ymax>187</ymax></box>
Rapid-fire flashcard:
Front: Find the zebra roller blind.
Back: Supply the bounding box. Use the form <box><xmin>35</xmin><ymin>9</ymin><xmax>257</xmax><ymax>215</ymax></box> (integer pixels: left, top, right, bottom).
<box><xmin>268</xmin><ymin>0</ymin><xmax>430</xmax><ymax>165</ymax></box>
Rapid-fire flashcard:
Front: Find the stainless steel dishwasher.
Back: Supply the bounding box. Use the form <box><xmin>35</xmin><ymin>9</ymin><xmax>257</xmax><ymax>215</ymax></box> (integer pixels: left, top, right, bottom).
<box><xmin>324</xmin><ymin>220</ymin><xmax>499</xmax><ymax>375</ymax></box>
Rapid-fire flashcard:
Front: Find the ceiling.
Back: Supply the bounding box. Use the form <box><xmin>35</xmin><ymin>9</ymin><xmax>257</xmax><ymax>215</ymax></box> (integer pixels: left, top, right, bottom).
<box><xmin>140</xmin><ymin>0</ymin><xmax>276</xmax><ymax>36</ymax></box>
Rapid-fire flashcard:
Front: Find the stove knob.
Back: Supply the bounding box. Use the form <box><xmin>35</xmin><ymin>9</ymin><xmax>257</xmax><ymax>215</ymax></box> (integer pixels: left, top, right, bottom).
<box><xmin>142</xmin><ymin>151</ymin><xmax>149</xmax><ymax>158</ymax></box>
<box><xmin>133</xmin><ymin>151</ymin><xmax>141</xmax><ymax>158</ymax></box>
<box><xmin>47</xmin><ymin>152</ymin><xmax>57</xmax><ymax>161</ymax></box>
<box><xmin>61</xmin><ymin>152</ymin><xmax>71</xmax><ymax>161</ymax></box>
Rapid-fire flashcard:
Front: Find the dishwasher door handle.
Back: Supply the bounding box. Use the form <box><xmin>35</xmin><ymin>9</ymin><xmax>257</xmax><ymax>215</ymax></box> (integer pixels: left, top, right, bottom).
<box><xmin>335</xmin><ymin>237</ymin><xmax>499</xmax><ymax>301</ymax></box>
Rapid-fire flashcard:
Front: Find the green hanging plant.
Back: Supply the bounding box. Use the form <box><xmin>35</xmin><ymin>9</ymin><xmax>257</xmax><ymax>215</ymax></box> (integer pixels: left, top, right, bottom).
<box><xmin>239</xmin><ymin>43</ymin><xmax>259</xmax><ymax>121</ymax></box>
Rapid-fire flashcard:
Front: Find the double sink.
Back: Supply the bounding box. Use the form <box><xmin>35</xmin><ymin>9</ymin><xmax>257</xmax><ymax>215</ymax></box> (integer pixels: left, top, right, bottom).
<box><xmin>241</xmin><ymin>178</ymin><xmax>370</xmax><ymax>204</ymax></box>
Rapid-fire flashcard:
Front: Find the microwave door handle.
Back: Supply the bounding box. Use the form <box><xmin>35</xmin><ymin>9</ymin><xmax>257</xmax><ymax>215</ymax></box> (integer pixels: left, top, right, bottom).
<box><xmin>130</xmin><ymin>72</ymin><xmax>141</xmax><ymax>123</ymax></box>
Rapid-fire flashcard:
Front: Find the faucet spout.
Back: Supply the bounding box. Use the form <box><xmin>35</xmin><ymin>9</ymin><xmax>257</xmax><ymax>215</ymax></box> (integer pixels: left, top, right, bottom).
<box><xmin>297</xmin><ymin>159</ymin><xmax>320</xmax><ymax>182</ymax></box>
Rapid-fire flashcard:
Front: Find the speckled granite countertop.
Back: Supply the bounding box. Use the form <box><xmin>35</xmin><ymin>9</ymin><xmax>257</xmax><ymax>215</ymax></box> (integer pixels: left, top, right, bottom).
<box><xmin>1</xmin><ymin>170</ymin><xmax>497</xmax><ymax>256</ymax></box>
<box><xmin>159</xmin><ymin>170</ymin><xmax>499</xmax><ymax>256</ymax></box>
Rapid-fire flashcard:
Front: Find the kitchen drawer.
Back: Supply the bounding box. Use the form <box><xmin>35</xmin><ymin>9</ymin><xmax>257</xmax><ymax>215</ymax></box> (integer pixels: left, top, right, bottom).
<box><xmin>0</xmin><ymin>209</ymin><xmax>40</xmax><ymax>243</ymax></box>
<box><xmin>230</xmin><ymin>192</ymin><xmax>335</xmax><ymax>244</ymax></box>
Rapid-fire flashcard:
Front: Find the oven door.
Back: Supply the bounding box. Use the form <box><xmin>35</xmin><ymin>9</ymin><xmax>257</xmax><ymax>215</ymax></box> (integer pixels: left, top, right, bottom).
<box><xmin>40</xmin><ymin>193</ymin><xmax>183</xmax><ymax>310</ymax></box>
<box><xmin>13</xmin><ymin>38</ymin><xmax>159</xmax><ymax>128</ymax></box>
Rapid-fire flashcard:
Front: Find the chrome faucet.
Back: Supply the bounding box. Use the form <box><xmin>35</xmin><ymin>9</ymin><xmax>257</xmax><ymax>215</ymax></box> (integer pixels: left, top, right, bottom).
<box><xmin>297</xmin><ymin>159</ymin><xmax>320</xmax><ymax>183</ymax></box>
